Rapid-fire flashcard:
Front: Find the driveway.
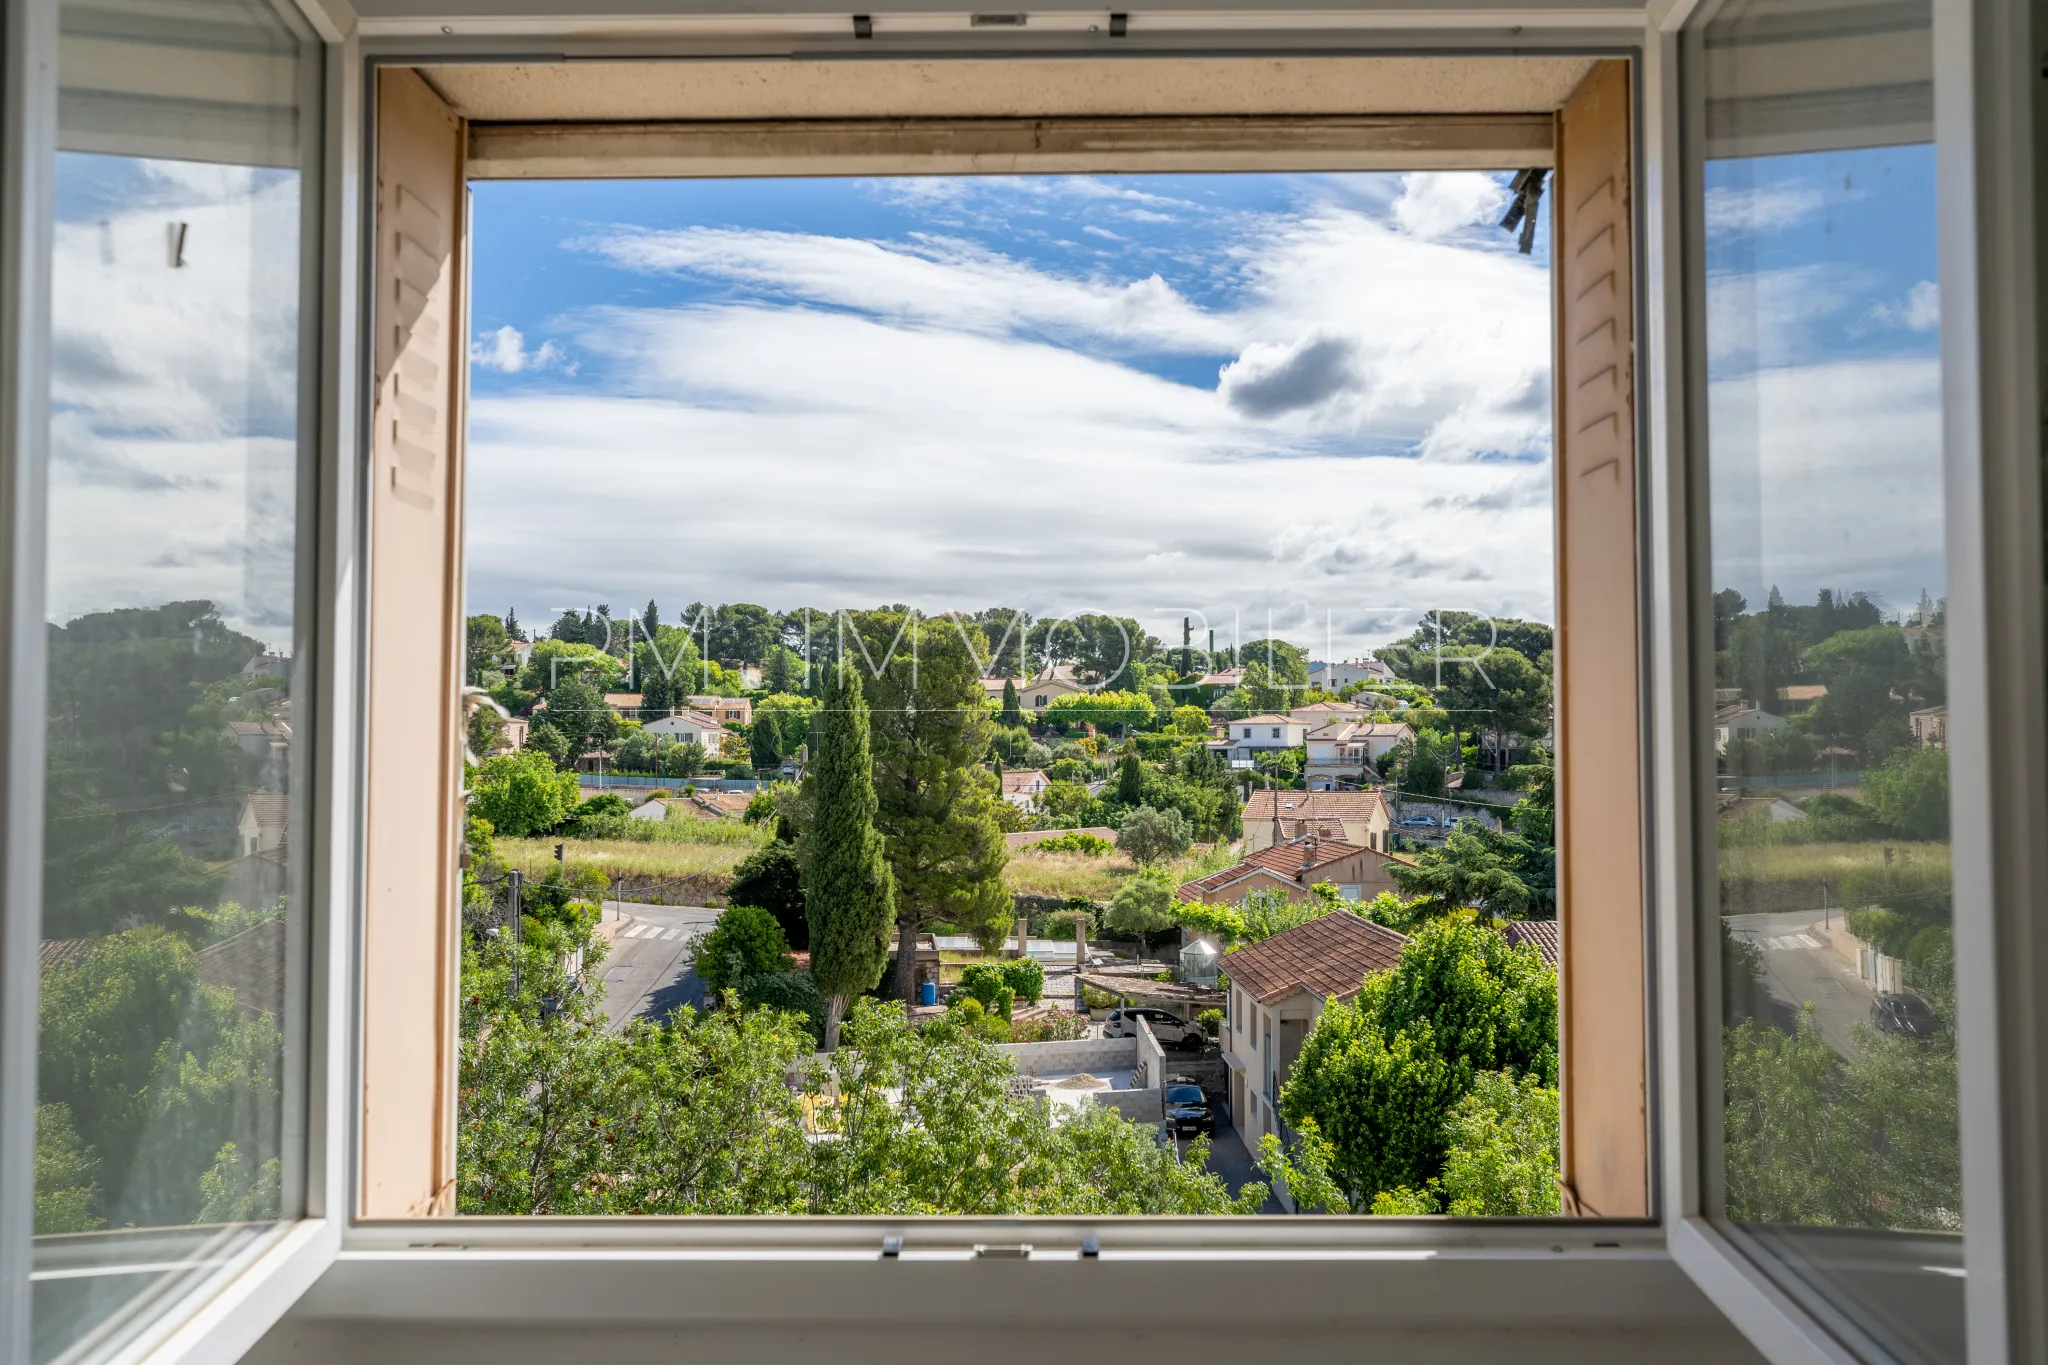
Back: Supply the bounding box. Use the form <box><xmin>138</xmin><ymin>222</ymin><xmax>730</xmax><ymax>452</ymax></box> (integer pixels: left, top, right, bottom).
<box><xmin>1725</xmin><ymin>908</ymin><xmax>1877</xmax><ymax>1058</ymax></box>
<box><xmin>594</xmin><ymin>901</ymin><xmax>722</xmax><ymax>1029</ymax></box>
<box><xmin>1200</xmin><ymin>1119</ymin><xmax>1285</xmax><ymax>1214</ymax></box>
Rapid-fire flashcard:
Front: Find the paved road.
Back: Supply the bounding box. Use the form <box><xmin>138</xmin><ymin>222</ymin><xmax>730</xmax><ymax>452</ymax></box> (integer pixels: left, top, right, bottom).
<box><xmin>595</xmin><ymin>901</ymin><xmax>721</xmax><ymax>1029</ymax></box>
<box><xmin>1725</xmin><ymin>908</ymin><xmax>1877</xmax><ymax>1057</ymax></box>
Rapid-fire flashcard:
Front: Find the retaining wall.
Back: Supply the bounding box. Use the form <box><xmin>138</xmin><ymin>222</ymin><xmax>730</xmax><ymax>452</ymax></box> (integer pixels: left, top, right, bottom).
<box><xmin>993</xmin><ymin>1036</ymin><xmax>1139</xmax><ymax>1077</ymax></box>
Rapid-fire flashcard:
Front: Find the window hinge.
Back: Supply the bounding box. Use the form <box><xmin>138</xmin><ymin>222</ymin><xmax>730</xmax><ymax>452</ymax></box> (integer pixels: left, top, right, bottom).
<box><xmin>974</xmin><ymin>1243</ymin><xmax>1032</xmax><ymax>1259</ymax></box>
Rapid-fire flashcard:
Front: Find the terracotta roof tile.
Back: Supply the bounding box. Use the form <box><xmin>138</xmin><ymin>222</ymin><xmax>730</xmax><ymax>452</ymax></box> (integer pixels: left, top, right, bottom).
<box><xmin>196</xmin><ymin>916</ymin><xmax>288</xmax><ymax>1019</ymax></box>
<box><xmin>1220</xmin><ymin>912</ymin><xmax>1407</xmax><ymax>1003</ymax></box>
<box><xmin>1244</xmin><ymin>789</ymin><xmax>1390</xmax><ymax>824</ymax></box>
<box><xmin>1499</xmin><ymin>919</ymin><xmax>1560</xmax><ymax>966</ymax></box>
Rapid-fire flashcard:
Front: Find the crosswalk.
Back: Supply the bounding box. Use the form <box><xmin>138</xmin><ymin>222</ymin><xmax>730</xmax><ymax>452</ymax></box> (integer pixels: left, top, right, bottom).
<box><xmin>620</xmin><ymin>923</ymin><xmax>698</xmax><ymax>943</ymax></box>
<box><xmin>1760</xmin><ymin>932</ymin><xmax>1823</xmax><ymax>952</ymax></box>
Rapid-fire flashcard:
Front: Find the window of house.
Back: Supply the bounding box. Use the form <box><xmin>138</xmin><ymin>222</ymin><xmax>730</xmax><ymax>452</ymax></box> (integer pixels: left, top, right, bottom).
<box><xmin>1692</xmin><ymin>0</ymin><xmax>1963</xmax><ymax>1358</ymax></box>
<box><xmin>25</xmin><ymin>0</ymin><xmax>322</xmax><ymax>1357</ymax></box>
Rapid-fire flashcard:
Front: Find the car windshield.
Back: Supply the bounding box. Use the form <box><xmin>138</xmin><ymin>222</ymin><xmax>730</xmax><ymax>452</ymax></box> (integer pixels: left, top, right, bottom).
<box><xmin>1166</xmin><ymin>1087</ymin><xmax>1206</xmax><ymax>1104</ymax></box>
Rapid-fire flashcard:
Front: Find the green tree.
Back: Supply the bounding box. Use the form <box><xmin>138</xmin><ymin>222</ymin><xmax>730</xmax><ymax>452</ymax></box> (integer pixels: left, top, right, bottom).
<box><xmin>466</xmin><ymin>613</ymin><xmax>513</xmax><ymax>687</ymax></box>
<box><xmin>727</xmin><ymin>842</ymin><xmax>807</xmax><ymax>950</ymax></box>
<box><xmin>522</xmin><ymin>720</ymin><xmax>571</xmax><ymax>769</ymax></box>
<box><xmin>1385</xmin><ymin>729</ymin><xmax>1453</xmax><ymax>798</ymax></box>
<box><xmin>1435</xmin><ymin>1071</ymin><xmax>1561</xmax><ymax>1216</ymax></box>
<box><xmin>541</xmin><ymin>676</ymin><xmax>618</xmax><ymax>765</ymax></box>
<box><xmin>34</xmin><ymin>1104</ymin><xmax>102</xmax><ymax>1234</ymax></box>
<box><xmin>1389</xmin><ymin>824</ymin><xmax>1534</xmax><ymax>919</ymax></box>
<box><xmin>1000</xmin><ymin>678</ymin><xmax>1026</xmax><ymax>729</ymax></box>
<box><xmin>470</xmin><ymin>749</ymin><xmax>583</xmax><ymax>837</ymax></box>
<box><xmin>695</xmin><ymin>904</ymin><xmax>795</xmax><ymax>997</ymax></box>
<box><xmin>854</xmin><ymin>611</ymin><xmax>1012</xmax><ymax>993</ymax></box>
<box><xmin>799</xmin><ymin>665</ymin><xmax>897</xmax><ymax>1049</ymax></box>
<box><xmin>1103</xmin><ymin>865</ymin><xmax>1178</xmax><ymax>948</ymax></box>
<box><xmin>1862</xmin><ymin>745</ymin><xmax>1950</xmax><ymax>841</ymax></box>
<box><xmin>1116</xmin><ymin>752</ymin><xmax>1146</xmax><ymax>805</ymax></box>
<box><xmin>1281</xmin><ymin>919</ymin><xmax>1557</xmax><ymax>1204</ymax></box>
<box><xmin>1114</xmin><ymin>805</ymin><xmax>1192</xmax><ymax>865</ymax></box>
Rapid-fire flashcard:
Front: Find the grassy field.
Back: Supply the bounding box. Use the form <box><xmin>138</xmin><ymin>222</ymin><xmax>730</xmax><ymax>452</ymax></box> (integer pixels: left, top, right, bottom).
<box><xmin>1717</xmin><ymin>839</ymin><xmax>1951</xmax><ymax>917</ymax></box>
<box><xmin>500</xmin><ymin>824</ymin><xmax>770</xmax><ymax>883</ymax></box>
<box><xmin>1001</xmin><ymin>842</ymin><xmax>1238</xmax><ymax>902</ymax></box>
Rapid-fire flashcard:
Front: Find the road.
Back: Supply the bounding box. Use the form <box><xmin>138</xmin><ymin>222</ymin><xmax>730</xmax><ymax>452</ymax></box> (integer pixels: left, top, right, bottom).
<box><xmin>594</xmin><ymin>901</ymin><xmax>721</xmax><ymax>1030</ymax></box>
<box><xmin>1725</xmin><ymin>908</ymin><xmax>1877</xmax><ymax>1057</ymax></box>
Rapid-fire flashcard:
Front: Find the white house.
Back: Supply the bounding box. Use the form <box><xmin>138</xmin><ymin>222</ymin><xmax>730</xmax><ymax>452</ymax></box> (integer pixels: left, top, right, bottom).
<box><xmin>236</xmin><ymin>792</ymin><xmax>291</xmax><ymax>857</ymax></box>
<box><xmin>1308</xmin><ymin>658</ymin><xmax>1395</xmax><ymax>690</ymax></box>
<box><xmin>1713</xmin><ymin>704</ymin><xmax>1785</xmax><ymax>752</ymax></box>
<box><xmin>1220</xmin><ymin>912</ymin><xmax>1408</xmax><ymax>1202</ymax></box>
<box><xmin>1303</xmin><ymin>720</ymin><xmax>1414</xmax><ymax>789</ymax></box>
<box><xmin>1910</xmin><ymin>704</ymin><xmax>1947</xmax><ymax>748</ymax></box>
<box><xmin>1210</xmin><ymin>714</ymin><xmax>1307</xmax><ymax>764</ymax></box>
<box><xmin>643</xmin><ymin>710</ymin><xmax>728</xmax><ymax>749</ymax></box>
<box><xmin>1000</xmin><ymin>768</ymin><xmax>1049</xmax><ymax>809</ymax></box>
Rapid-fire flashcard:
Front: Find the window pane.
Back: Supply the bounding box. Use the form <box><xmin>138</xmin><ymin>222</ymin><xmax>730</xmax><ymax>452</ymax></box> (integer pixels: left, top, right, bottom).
<box><xmin>34</xmin><ymin>1</ymin><xmax>315</xmax><ymax>1359</ymax></box>
<box><xmin>1699</xmin><ymin>1</ymin><xmax>1961</xmax><ymax>1359</ymax></box>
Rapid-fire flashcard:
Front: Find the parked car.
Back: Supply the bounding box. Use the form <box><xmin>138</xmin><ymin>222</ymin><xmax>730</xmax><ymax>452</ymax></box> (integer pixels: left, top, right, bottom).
<box><xmin>1399</xmin><ymin>814</ymin><xmax>1437</xmax><ymax>827</ymax></box>
<box><xmin>1164</xmin><ymin>1084</ymin><xmax>1215</xmax><ymax>1136</ymax></box>
<box><xmin>1872</xmin><ymin>992</ymin><xmax>1944</xmax><ymax>1039</ymax></box>
<box><xmin>1103</xmin><ymin>1006</ymin><xmax>1206</xmax><ymax>1050</ymax></box>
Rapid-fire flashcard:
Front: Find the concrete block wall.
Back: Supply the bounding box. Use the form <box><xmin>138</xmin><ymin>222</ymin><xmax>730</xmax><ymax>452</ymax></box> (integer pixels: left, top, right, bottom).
<box><xmin>1089</xmin><ymin>1088</ymin><xmax>1164</xmax><ymax>1122</ymax></box>
<box><xmin>1133</xmin><ymin>1016</ymin><xmax>1168</xmax><ymax>1091</ymax></box>
<box><xmin>994</xmin><ymin>1036</ymin><xmax>1139</xmax><ymax>1077</ymax></box>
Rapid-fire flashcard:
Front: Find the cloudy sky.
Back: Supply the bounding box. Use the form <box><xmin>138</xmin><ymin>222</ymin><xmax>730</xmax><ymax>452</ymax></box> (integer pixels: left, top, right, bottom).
<box><xmin>1703</xmin><ymin>143</ymin><xmax>1946</xmax><ymax>617</ymax></box>
<box><xmin>464</xmin><ymin>171</ymin><xmax>1557</xmax><ymax>660</ymax></box>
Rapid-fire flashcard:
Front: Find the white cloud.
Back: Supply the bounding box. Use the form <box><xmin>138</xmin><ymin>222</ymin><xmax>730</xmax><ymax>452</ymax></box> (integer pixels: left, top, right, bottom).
<box><xmin>1390</xmin><ymin>172</ymin><xmax>1510</xmax><ymax>242</ymax></box>
<box><xmin>466</xmin><ymin>175</ymin><xmax>1561</xmax><ymax>653</ymax></box>
<box><xmin>1704</xmin><ymin>182</ymin><xmax>1830</xmax><ymax>233</ymax></box>
<box><xmin>471</xmin><ymin>325</ymin><xmax>567</xmax><ymax>374</ymax></box>
<box><xmin>1867</xmin><ymin>279</ymin><xmax>1940</xmax><ymax>332</ymax></box>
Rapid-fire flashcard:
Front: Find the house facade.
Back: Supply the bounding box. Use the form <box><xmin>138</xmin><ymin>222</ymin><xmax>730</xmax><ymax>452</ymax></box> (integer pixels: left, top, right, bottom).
<box><xmin>1910</xmin><ymin>704</ymin><xmax>1947</xmax><ymax>748</ymax></box>
<box><xmin>686</xmin><ymin>695</ymin><xmax>752</xmax><ymax>726</ymax></box>
<box><xmin>1307</xmin><ymin>658</ymin><xmax>1395</xmax><ymax>690</ymax></box>
<box><xmin>643</xmin><ymin>710</ymin><xmax>729</xmax><ymax>750</ymax></box>
<box><xmin>1242</xmin><ymin>789</ymin><xmax>1393</xmax><ymax>854</ymax></box>
<box><xmin>1713</xmin><ymin>704</ymin><xmax>1784</xmax><ymax>752</ymax></box>
<box><xmin>1220</xmin><ymin>912</ymin><xmax>1408</xmax><ymax>1200</ymax></box>
<box><xmin>1209</xmin><ymin>714</ymin><xmax>1308</xmax><ymax>765</ymax></box>
<box><xmin>1000</xmin><ymin>768</ymin><xmax>1049</xmax><ymax>809</ymax></box>
<box><xmin>1303</xmin><ymin>720</ymin><xmax>1414</xmax><ymax>790</ymax></box>
<box><xmin>1176</xmin><ymin>833</ymin><xmax>1411</xmax><ymax>905</ymax></box>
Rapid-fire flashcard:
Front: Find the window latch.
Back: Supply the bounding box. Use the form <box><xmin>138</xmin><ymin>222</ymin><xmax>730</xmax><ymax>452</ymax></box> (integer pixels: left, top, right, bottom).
<box><xmin>974</xmin><ymin>1243</ymin><xmax>1032</xmax><ymax>1260</ymax></box>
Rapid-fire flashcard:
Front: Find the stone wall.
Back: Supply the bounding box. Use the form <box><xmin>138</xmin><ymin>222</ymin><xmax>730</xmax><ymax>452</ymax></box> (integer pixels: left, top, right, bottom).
<box><xmin>993</xmin><ymin>1036</ymin><xmax>1138</xmax><ymax>1077</ymax></box>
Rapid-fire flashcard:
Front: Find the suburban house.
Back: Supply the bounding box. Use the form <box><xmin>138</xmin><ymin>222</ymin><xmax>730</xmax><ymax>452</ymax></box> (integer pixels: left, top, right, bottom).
<box><xmin>1195</xmin><ymin>665</ymin><xmax>1243</xmax><ymax>689</ymax></box>
<box><xmin>642</xmin><ymin>710</ymin><xmax>729</xmax><ymax>749</ymax></box>
<box><xmin>686</xmin><ymin>695</ymin><xmax>753</xmax><ymax>726</ymax></box>
<box><xmin>1308</xmin><ymin>657</ymin><xmax>1396</xmax><ymax>690</ymax></box>
<box><xmin>1210</xmin><ymin>714</ymin><xmax>1308</xmax><ymax>765</ymax></box>
<box><xmin>1713</xmin><ymin>704</ymin><xmax>1784</xmax><ymax>752</ymax></box>
<box><xmin>236</xmin><ymin>792</ymin><xmax>291</xmax><ymax>857</ymax></box>
<box><xmin>1243</xmin><ymin>789</ymin><xmax>1393</xmax><ymax>853</ymax></box>
<box><xmin>1499</xmin><ymin>918</ymin><xmax>1561</xmax><ymax>967</ymax></box>
<box><xmin>603</xmin><ymin>692</ymin><xmax>644</xmax><ymax>714</ymax></box>
<box><xmin>1911</xmin><ymin>703</ymin><xmax>1947</xmax><ymax>748</ymax></box>
<box><xmin>222</xmin><ymin>718</ymin><xmax>291</xmax><ymax>760</ymax></box>
<box><xmin>489</xmin><ymin>715</ymin><xmax>528</xmax><ymax>755</ymax></box>
<box><xmin>1220</xmin><ymin>911</ymin><xmax>1408</xmax><ymax>1195</ymax></box>
<box><xmin>1018</xmin><ymin>664</ymin><xmax>1091</xmax><ymax>714</ymax></box>
<box><xmin>1303</xmin><ymin>719</ymin><xmax>1415</xmax><ymax>790</ymax></box>
<box><xmin>1176</xmin><ymin>833</ymin><xmax>1412</xmax><ymax>905</ymax></box>
<box><xmin>1773</xmin><ymin>684</ymin><xmax>1828</xmax><ymax>713</ymax></box>
<box><xmin>1000</xmin><ymin>768</ymin><xmax>1049</xmax><ymax>810</ymax></box>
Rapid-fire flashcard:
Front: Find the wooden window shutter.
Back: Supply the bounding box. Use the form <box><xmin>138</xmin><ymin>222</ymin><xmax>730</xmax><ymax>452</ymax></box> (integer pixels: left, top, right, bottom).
<box><xmin>1552</xmin><ymin>58</ymin><xmax>1648</xmax><ymax>1219</ymax></box>
<box><xmin>362</xmin><ymin>67</ymin><xmax>468</xmax><ymax>1219</ymax></box>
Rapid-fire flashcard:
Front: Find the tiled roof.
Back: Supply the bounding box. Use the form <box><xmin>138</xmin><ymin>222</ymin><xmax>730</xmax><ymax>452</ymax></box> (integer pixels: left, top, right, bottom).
<box><xmin>1233</xmin><ymin>714</ymin><xmax>1295</xmax><ymax>726</ymax></box>
<box><xmin>240</xmin><ymin>792</ymin><xmax>290</xmax><ymax>828</ymax></box>
<box><xmin>1000</xmin><ymin>769</ymin><xmax>1047</xmax><ymax>795</ymax></box>
<box><xmin>1499</xmin><ymin>918</ymin><xmax>1560</xmax><ymax>966</ymax></box>
<box><xmin>39</xmin><ymin>938</ymin><xmax>91</xmax><ymax>971</ymax></box>
<box><xmin>1220</xmin><ymin>912</ymin><xmax>1408</xmax><ymax>1003</ymax></box>
<box><xmin>1244</xmin><ymin>789</ymin><xmax>1389</xmax><ymax>825</ymax></box>
<box><xmin>196</xmin><ymin>916</ymin><xmax>287</xmax><ymax>1019</ymax></box>
<box><xmin>604</xmin><ymin>693</ymin><xmax>644</xmax><ymax>708</ymax></box>
<box><xmin>1177</xmin><ymin>835</ymin><xmax>1380</xmax><ymax>899</ymax></box>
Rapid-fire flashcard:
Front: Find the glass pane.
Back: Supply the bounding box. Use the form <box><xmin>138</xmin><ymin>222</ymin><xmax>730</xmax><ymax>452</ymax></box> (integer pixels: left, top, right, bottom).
<box><xmin>34</xmin><ymin>1</ymin><xmax>315</xmax><ymax>1359</ymax></box>
<box><xmin>1700</xmin><ymin>1</ymin><xmax>1961</xmax><ymax>1359</ymax></box>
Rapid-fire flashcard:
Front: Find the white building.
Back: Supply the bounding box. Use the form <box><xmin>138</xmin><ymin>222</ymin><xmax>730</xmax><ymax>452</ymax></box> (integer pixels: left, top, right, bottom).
<box><xmin>1210</xmin><ymin>714</ymin><xmax>1307</xmax><ymax>764</ymax></box>
<box><xmin>1303</xmin><ymin>720</ymin><xmax>1414</xmax><ymax>789</ymax></box>
<box><xmin>643</xmin><ymin>710</ymin><xmax>728</xmax><ymax>749</ymax></box>
<box><xmin>1713</xmin><ymin>704</ymin><xmax>1784</xmax><ymax>752</ymax></box>
<box><xmin>1308</xmin><ymin>658</ymin><xmax>1396</xmax><ymax>690</ymax></box>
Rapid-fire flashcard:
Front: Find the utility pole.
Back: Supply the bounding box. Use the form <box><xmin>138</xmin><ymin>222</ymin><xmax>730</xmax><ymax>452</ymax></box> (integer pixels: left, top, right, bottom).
<box><xmin>507</xmin><ymin>868</ymin><xmax>524</xmax><ymax>1000</ymax></box>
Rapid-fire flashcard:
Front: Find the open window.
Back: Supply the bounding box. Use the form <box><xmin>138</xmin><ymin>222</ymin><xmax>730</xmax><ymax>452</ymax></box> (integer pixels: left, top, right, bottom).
<box><xmin>352</xmin><ymin>53</ymin><xmax>1653</xmax><ymax>1226</ymax></box>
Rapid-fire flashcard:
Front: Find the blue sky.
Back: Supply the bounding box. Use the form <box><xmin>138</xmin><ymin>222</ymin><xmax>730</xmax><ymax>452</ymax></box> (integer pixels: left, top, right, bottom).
<box><xmin>464</xmin><ymin>170</ymin><xmax>1559</xmax><ymax>660</ymax></box>
<box><xmin>1703</xmin><ymin>144</ymin><xmax>1947</xmax><ymax>616</ymax></box>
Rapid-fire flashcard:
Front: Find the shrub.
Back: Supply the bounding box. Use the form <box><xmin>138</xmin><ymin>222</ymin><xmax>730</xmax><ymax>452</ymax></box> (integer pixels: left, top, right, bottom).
<box><xmin>1001</xmin><ymin>957</ymin><xmax>1045</xmax><ymax>1002</ymax></box>
<box><xmin>566</xmin><ymin>792</ymin><xmax>633</xmax><ymax>839</ymax></box>
<box><xmin>1115</xmin><ymin>805</ymin><xmax>1193</xmax><ymax>865</ymax></box>
<box><xmin>738</xmin><ymin>968</ymin><xmax>825</xmax><ymax>1045</ymax></box>
<box><xmin>1196</xmin><ymin>1008</ymin><xmax>1223</xmax><ymax>1038</ymax></box>
<box><xmin>956</xmin><ymin>963</ymin><xmax>1021</xmax><ymax>1015</ymax></box>
<box><xmin>942</xmin><ymin>996</ymin><xmax>1012</xmax><ymax>1042</ymax></box>
<box><xmin>725</xmin><ymin>840</ymin><xmax>806</xmax><ymax>949</ymax></box>
<box><xmin>696</xmin><ymin>904</ymin><xmax>794</xmax><ymax>997</ymax></box>
<box><xmin>1104</xmin><ymin>866</ymin><xmax>1178</xmax><ymax>946</ymax></box>
<box><xmin>1081</xmin><ymin>984</ymin><xmax>1122</xmax><ymax>1011</ymax></box>
<box><xmin>1032</xmin><ymin>831</ymin><xmax>1113</xmax><ymax>855</ymax></box>
<box><xmin>470</xmin><ymin>749</ymin><xmax>582</xmax><ymax>837</ymax></box>
<box><xmin>1008</xmin><ymin>1012</ymin><xmax>1089</xmax><ymax>1042</ymax></box>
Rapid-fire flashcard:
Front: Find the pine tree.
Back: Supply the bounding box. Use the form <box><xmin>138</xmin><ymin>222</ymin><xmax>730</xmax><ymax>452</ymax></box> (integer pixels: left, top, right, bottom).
<box><xmin>549</xmin><ymin>609</ymin><xmax>585</xmax><ymax>644</ymax></box>
<box><xmin>799</xmin><ymin>664</ymin><xmax>896</xmax><ymax>1050</ymax></box>
<box><xmin>641</xmin><ymin>600</ymin><xmax>659</xmax><ymax>645</ymax></box>
<box><xmin>505</xmin><ymin>607</ymin><xmax>525</xmax><ymax>642</ymax></box>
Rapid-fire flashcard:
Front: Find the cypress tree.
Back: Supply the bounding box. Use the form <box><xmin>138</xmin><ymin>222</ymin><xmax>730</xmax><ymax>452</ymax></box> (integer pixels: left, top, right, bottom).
<box><xmin>799</xmin><ymin>663</ymin><xmax>896</xmax><ymax>1050</ymax></box>
<box><xmin>999</xmin><ymin>678</ymin><xmax>1025</xmax><ymax>729</ymax></box>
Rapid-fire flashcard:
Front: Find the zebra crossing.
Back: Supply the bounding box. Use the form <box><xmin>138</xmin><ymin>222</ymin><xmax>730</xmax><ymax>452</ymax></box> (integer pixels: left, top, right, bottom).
<box><xmin>1760</xmin><ymin>932</ymin><xmax>1823</xmax><ymax>952</ymax></box>
<box><xmin>621</xmin><ymin>922</ymin><xmax>697</xmax><ymax>942</ymax></box>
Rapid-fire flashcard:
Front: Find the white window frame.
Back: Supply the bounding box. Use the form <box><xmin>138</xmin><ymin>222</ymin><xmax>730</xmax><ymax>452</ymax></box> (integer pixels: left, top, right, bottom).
<box><xmin>0</xmin><ymin>3</ymin><xmax>2041</xmax><ymax>1362</ymax></box>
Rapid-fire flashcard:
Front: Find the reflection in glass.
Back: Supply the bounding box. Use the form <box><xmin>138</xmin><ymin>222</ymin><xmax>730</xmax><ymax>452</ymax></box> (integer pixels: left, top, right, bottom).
<box><xmin>33</xmin><ymin>1</ymin><xmax>313</xmax><ymax>1360</ymax></box>
<box><xmin>1701</xmin><ymin>1</ymin><xmax>1961</xmax><ymax>1360</ymax></box>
